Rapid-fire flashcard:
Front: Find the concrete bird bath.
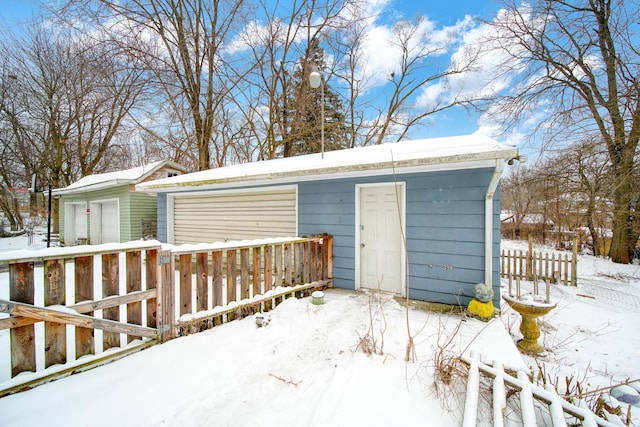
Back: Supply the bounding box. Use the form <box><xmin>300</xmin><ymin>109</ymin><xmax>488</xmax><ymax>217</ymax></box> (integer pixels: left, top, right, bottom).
<box><xmin>503</xmin><ymin>294</ymin><xmax>555</xmax><ymax>355</ymax></box>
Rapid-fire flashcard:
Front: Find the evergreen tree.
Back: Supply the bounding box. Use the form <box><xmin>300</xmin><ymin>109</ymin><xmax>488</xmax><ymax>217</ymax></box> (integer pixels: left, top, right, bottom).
<box><xmin>281</xmin><ymin>39</ymin><xmax>347</xmax><ymax>157</ymax></box>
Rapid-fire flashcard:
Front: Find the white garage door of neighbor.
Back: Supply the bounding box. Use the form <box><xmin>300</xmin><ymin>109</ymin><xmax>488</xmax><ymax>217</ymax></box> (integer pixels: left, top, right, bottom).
<box><xmin>172</xmin><ymin>187</ymin><xmax>297</xmax><ymax>245</ymax></box>
<box><xmin>64</xmin><ymin>202</ymin><xmax>87</xmax><ymax>245</ymax></box>
<box><xmin>90</xmin><ymin>200</ymin><xmax>120</xmax><ymax>244</ymax></box>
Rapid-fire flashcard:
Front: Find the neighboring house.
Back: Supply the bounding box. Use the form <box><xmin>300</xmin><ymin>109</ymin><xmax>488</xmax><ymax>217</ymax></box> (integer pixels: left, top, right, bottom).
<box><xmin>54</xmin><ymin>161</ymin><xmax>188</xmax><ymax>246</ymax></box>
<box><xmin>501</xmin><ymin>211</ymin><xmax>555</xmax><ymax>240</ymax></box>
<box><xmin>137</xmin><ymin>136</ymin><xmax>519</xmax><ymax>306</ymax></box>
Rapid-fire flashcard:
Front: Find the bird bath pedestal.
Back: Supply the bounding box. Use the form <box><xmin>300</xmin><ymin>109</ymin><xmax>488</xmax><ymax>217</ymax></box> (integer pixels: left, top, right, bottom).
<box><xmin>503</xmin><ymin>295</ymin><xmax>556</xmax><ymax>355</ymax></box>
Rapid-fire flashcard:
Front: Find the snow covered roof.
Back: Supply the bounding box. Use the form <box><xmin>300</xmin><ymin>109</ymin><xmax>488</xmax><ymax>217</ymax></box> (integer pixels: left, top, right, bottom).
<box><xmin>54</xmin><ymin>160</ymin><xmax>187</xmax><ymax>195</ymax></box>
<box><xmin>137</xmin><ymin>134</ymin><xmax>519</xmax><ymax>193</ymax></box>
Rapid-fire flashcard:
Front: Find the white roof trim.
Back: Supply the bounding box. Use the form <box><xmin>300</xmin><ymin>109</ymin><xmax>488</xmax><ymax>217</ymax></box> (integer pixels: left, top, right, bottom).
<box><xmin>136</xmin><ymin>135</ymin><xmax>519</xmax><ymax>194</ymax></box>
<box><xmin>54</xmin><ymin>160</ymin><xmax>187</xmax><ymax>195</ymax></box>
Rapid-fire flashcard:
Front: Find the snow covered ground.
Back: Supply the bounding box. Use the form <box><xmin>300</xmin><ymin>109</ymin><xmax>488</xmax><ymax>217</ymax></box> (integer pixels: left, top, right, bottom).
<box><xmin>0</xmin><ymin>230</ymin><xmax>638</xmax><ymax>426</ymax></box>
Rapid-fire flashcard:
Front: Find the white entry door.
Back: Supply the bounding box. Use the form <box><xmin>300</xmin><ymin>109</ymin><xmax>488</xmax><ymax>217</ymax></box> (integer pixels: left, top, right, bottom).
<box><xmin>358</xmin><ymin>183</ymin><xmax>405</xmax><ymax>295</ymax></box>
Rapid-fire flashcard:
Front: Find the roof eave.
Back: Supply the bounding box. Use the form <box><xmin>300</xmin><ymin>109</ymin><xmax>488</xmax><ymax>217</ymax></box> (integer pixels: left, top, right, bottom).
<box><xmin>137</xmin><ymin>148</ymin><xmax>518</xmax><ymax>194</ymax></box>
<box><xmin>53</xmin><ymin>179</ymin><xmax>133</xmax><ymax>196</ymax></box>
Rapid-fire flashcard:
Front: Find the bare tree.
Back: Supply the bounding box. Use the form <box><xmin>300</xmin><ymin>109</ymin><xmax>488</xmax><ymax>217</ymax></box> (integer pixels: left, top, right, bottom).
<box><xmin>502</xmin><ymin>138</ymin><xmax>621</xmax><ymax>256</ymax></box>
<box><xmin>328</xmin><ymin>1</ymin><xmax>370</xmax><ymax>149</ymax></box>
<box><xmin>228</xmin><ymin>0</ymin><xmax>349</xmax><ymax>159</ymax></box>
<box><xmin>65</xmin><ymin>0</ymin><xmax>247</xmax><ymax>171</ymax></box>
<box><xmin>1</xmin><ymin>25</ymin><xmax>146</xmax><ymax>230</ymax></box>
<box><xmin>490</xmin><ymin>0</ymin><xmax>640</xmax><ymax>263</ymax></box>
<box><xmin>570</xmin><ymin>140</ymin><xmax>611</xmax><ymax>256</ymax></box>
<box><xmin>371</xmin><ymin>18</ymin><xmax>477</xmax><ymax>145</ymax></box>
<box><xmin>501</xmin><ymin>164</ymin><xmax>540</xmax><ymax>239</ymax></box>
<box><xmin>0</xmin><ymin>60</ymin><xmax>29</xmax><ymax>230</ymax></box>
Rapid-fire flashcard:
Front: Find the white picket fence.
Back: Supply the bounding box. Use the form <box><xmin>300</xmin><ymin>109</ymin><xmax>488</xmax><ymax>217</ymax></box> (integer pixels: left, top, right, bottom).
<box><xmin>500</xmin><ymin>249</ymin><xmax>577</xmax><ymax>287</ymax></box>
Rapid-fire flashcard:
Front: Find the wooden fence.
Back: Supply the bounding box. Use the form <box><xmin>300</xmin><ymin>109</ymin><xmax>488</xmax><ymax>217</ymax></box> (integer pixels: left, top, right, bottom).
<box><xmin>0</xmin><ymin>235</ymin><xmax>333</xmax><ymax>396</ymax></box>
<box><xmin>500</xmin><ymin>243</ymin><xmax>577</xmax><ymax>287</ymax></box>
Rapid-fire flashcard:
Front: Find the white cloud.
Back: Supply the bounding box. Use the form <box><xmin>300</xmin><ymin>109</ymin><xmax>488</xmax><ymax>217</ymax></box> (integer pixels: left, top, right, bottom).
<box><xmin>414</xmin><ymin>5</ymin><xmax>549</xmax><ymax>142</ymax></box>
<box><xmin>417</xmin><ymin>10</ymin><xmax>521</xmax><ymax>109</ymax></box>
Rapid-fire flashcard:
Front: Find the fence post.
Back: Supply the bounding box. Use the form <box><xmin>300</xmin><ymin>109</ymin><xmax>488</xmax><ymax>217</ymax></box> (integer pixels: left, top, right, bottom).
<box><xmin>146</xmin><ymin>249</ymin><xmax>158</xmax><ymax>329</ymax></box>
<box><xmin>157</xmin><ymin>250</ymin><xmax>175</xmax><ymax>343</ymax></box>
<box><xmin>323</xmin><ymin>235</ymin><xmax>333</xmax><ymax>284</ymax></box>
<box><xmin>571</xmin><ymin>237</ymin><xmax>578</xmax><ymax>286</ymax></box>
<box><xmin>526</xmin><ymin>235</ymin><xmax>534</xmax><ymax>280</ymax></box>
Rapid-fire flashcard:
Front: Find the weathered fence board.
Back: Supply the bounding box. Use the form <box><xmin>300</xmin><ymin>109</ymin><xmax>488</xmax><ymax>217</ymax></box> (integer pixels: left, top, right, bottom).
<box><xmin>212</xmin><ymin>251</ymin><xmax>223</xmax><ymax>307</ymax></box>
<box><xmin>179</xmin><ymin>253</ymin><xmax>192</xmax><ymax>316</ymax></box>
<box><xmin>71</xmin><ymin>290</ymin><xmax>157</xmax><ymax>313</ymax></box>
<box><xmin>145</xmin><ymin>249</ymin><xmax>158</xmax><ymax>329</ymax></box>
<box><xmin>102</xmin><ymin>253</ymin><xmax>120</xmax><ymax>350</ymax></box>
<box><xmin>264</xmin><ymin>246</ymin><xmax>273</xmax><ymax>311</ymax></box>
<box><xmin>74</xmin><ymin>256</ymin><xmax>94</xmax><ymax>358</ymax></box>
<box><xmin>252</xmin><ymin>247</ymin><xmax>261</xmax><ymax>298</ymax></box>
<box><xmin>10</xmin><ymin>262</ymin><xmax>35</xmax><ymax>377</ymax></box>
<box><xmin>275</xmin><ymin>244</ymin><xmax>284</xmax><ymax>286</ymax></box>
<box><xmin>240</xmin><ymin>248</ymin><xmax>250</xmax><ymax>300</ymax></box>
<box><xmin>227</xmin><ymin>249</ymin><xmax>237</xmax><ymax>303</ymax></box>
<box><xmin>303</xmin><ymin>241</ymin><xmax>311</xmax><ymax>284</ymax></box>
<box><xmin>0</xmin><ymin>300</ymin><xmax>157</xmax><ymax>339</ymax></box>
<box><xmin>196</xmin><ymin>252</ymin><xmax>208</xmax><ymax>312</ymax></box>
<box><xmin>44</xmin><ymin>259</ymin><xmax>65</xmax><ymax>367</ymax></box>
<box><xmin>126</xmin><ymin>251</ymin><xmax>142</xmax><ymax>343</ymax></box>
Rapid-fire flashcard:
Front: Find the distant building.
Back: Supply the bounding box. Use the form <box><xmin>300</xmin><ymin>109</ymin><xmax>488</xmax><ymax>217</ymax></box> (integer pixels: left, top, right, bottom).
<box><xmin>53</xmin><ymin>161</ymin><xmax>188</xmax><ymax>245</ymax></box>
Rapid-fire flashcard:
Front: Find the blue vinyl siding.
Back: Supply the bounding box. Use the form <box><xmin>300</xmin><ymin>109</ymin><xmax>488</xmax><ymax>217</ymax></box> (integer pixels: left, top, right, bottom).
<box><xmin>156</xmin><ymin>167</ymin><xmax>502</xmax><ymax>306</ymax></box>
<box><xmin>298</xmin><ymin>167</ymin><xmax>501</xmax><ymax>306</ymax></box>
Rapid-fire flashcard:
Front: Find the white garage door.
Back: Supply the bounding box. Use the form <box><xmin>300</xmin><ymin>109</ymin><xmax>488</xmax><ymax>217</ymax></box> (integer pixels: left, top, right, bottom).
<box><xmin>63</xmin><ymin>202</ymin><xmax>87</xmax><ymax>245</ymax></box>
<box><xmin>90</xmin><ymin>200</ymin><xmax>120</xmax><ymax>244</ymax></box>
<box><xmin>172</xmin><ymin>187</ymin><xmax>297</xmax><ymax>245</ymax></box>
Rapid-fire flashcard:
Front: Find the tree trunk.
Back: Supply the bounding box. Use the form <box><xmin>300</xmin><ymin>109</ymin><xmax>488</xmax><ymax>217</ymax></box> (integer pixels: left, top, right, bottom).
<box><xmin>0</xmin><ymin>192</ymin><xmax>23</xmax><ymax>231</ymax></box>
<box><xmin>585</xmin><ymin>195</ymin><xmax>600</xmax><ymax>257</ymax></box>
<box><xmin>609</xmin><ymin>158</ymin><xmax>633</xmax><ymax>263</ymax></box>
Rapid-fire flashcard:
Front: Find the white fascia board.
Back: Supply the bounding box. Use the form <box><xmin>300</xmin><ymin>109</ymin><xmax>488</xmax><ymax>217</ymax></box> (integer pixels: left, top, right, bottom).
<box><xmin>53</xmin><ymin>180</ymin><xmax>131</xmax><ymax>196</ymax></box>
<box><xmin>137</xmin><ymin>152</ymin><xmax>517</xmax><ymax>194</ymax></box>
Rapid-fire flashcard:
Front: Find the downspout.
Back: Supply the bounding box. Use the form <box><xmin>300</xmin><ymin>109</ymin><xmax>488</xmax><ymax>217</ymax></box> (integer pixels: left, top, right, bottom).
<box><xmin>485</xmin><ymin>159</ymin><xmax>504</xmax><ymax>287</ymax></box>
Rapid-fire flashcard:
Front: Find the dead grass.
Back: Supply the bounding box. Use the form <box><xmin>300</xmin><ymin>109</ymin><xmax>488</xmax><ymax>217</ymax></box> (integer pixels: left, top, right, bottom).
<box><xmin>354</xmin><ymin>291</ymin><xmax>388</xmax><ymax>356</ymax></box>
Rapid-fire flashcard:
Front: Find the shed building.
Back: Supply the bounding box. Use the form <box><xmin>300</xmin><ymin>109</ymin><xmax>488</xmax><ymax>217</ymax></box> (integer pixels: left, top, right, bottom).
<box><xmin>54</xmin><ymin>161</ymin><xmax>188</xmax><ymax>245</ymax></box>
<box><xmin>137</xmin><ymin>136</ymin><xmax>519</xmax><ymax>306</ymax></box>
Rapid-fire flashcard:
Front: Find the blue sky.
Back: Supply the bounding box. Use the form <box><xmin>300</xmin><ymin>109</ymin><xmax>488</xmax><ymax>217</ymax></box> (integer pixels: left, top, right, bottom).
<box><xmin>1</xmin><ymin>0</ymin><xmax>513</xmax><ymax>145</ymax></box>
<box><xmin>0</xmin><ymin>0</ymin><xmax>41</xmax><ymax>22</ymax></box>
